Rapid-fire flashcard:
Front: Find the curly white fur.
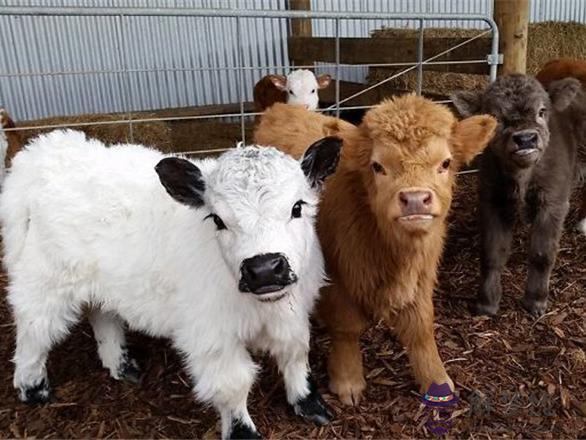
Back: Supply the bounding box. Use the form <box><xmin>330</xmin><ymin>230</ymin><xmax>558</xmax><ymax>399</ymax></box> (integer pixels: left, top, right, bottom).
<box><xmin>1</xmin><ymin>130</ymin><xmax>329</xmax><ymax>438</ymax></box>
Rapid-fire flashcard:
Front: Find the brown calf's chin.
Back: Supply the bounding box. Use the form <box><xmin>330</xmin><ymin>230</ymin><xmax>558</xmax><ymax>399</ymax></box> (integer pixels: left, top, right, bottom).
<box><xmin>396</xmin><ymin>215</ymin><xmax>437</xmax><ymax>233</ymax></box>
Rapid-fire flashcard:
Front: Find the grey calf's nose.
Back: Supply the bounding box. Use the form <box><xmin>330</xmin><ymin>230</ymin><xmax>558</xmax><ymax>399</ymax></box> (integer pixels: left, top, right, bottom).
<box><xmin>513</xmin><ymin>131</ymin><xmax>538</xmax><ymax>149</ymax></box>
<box><xmin>239</xmin><ymin>253</ymin><xmax>295</xmax><ymax>294</ymax></box>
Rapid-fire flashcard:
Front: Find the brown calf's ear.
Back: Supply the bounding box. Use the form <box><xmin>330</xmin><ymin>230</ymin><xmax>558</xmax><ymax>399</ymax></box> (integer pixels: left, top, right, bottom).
<box><xmin>0</xmin><ymin>108</ymin><xmax>16</xmax><ymax>129</ymax></box>
<box><xmin>301</xmin><ymin>136</ymin><xmax>342</xmax><ymax>188</ymax></box>
<box><xmin>155</xmin><ymin>157</ymin><xmax>206</xmax><ymax>208</ymax></box>
<box><xmin>451</xmin><ymin>115</ymin><xmax>497</xmax><ymax>166</ymax></box>
<box><xmin>450</xmin><ymin>90</ymin><xmax>483</xmax><ymax>117</ymax></box>
<box><xmin>269</xmin><ymin>74</ymin><xmax>287</xmax><ymax>91</ymax></box>
<box><xmin>548</xmin><ymin>77</ymin><xmax>581</xmax><ymax>112</ymax></box>
<box><xmin>317</xmin><ymin>74</ymin><xmax>332</xmax><ymax>89</ymax></box>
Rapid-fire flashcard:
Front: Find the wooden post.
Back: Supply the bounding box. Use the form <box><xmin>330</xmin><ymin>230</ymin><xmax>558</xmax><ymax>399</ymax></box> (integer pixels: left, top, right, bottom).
<box><xmin>494</xmin><ymin>0</ymin><xmax>530</xmax><ymax>75</ymax></box>
<box><xmin>288</xmin><ymin>0</ymin><xmax>313</xmax><ymax>69</ymax></box>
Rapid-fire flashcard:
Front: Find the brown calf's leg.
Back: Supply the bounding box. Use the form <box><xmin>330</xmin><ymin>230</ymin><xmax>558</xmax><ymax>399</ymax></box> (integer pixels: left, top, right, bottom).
<box><xmin>522</xmin><ymin>202</ymin><xmax>569</xmax><ymax>316</ymax></box>
<box><xmin>318</xmin><ymin>286</ymin><xmax>368</xmax><ymax>406</ymax></box>
<box><xmin>389</xmin><ymin>294</ymin><xmax>453</xmax><ymax>393</ymax></box>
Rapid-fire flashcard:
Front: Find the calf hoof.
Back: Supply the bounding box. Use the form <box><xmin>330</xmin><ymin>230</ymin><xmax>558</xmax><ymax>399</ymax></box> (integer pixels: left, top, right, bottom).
<box><xmin>294</xmin><ymin>387</ymin><xmax>333</xmax><ymax>426</ymax></box>
<box><xmin>329</xmin><ymin>375</ymin><xmax>366</xmax><ymax>406</ymax></box>
<box><xmin>118</xmin><ymin>351</ymin><xmax>141</xmax><ymax>383</ymax></box>
<box><xmin>228</xmin><ymin>419</ymin><xmax>261</xmax><ymax>440</ymax></box>
<box><xmin>18</xmin><ymin>378</ymin><xmax>51</xmax><ymax>405</ymax></box>
<box><xmin>521</xmin><ymin>296</ymin><xmax>548</xmax><ymax>317</ymax></box>
<box><xmin>474</xmin><ymin>301</ymin><xmax>499</xmax><ymax>316</ymax></box>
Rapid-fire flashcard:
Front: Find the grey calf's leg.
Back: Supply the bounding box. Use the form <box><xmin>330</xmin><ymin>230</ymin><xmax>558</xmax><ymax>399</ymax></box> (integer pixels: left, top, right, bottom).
<box><xmin>477</xmin><ymin>201</ymin><xmax>515</xmax><ymax>315</ymax></box>
<box><xmin>522</xmin><ymin>203</ymin><xmax>569</xmax><ymax>316</ymax></box>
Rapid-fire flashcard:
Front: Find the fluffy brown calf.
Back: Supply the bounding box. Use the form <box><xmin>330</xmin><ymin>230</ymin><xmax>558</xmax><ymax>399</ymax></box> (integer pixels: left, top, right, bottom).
<box><xmin>536</xmin><ymin>59</ymin><xmax>586</xmax><ymax>235</ymax></box>
<box><xmin>255</xmin><ymin>97</ymin><xmax>496</xmax><ymax>404</ymax></box>
<box><xmin>536</xmin><ymin>58</ymin><xmax>586</xmax><ymax>88</ymax></box>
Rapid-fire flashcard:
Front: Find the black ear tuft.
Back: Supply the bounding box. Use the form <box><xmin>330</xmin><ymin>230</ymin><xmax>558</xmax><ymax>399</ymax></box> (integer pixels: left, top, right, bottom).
<box><xmin>155</xmin><ymin>157</ymin><xmax>205</xmax><ymax>208</ymax></box>
<box><xmin>450</xmin><ymin>90</ymin><xmax>483</xmax><ymax>117</ymax></box>
<box><xmin>301</xmin><ymin>136</ymin><xmax>342</xmax><ymax>189</ymax></box>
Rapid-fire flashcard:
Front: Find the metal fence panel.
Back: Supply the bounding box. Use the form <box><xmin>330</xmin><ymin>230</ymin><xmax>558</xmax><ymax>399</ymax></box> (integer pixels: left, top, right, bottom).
<box><xmin>0</xmin><ymin>0</ymin><xmax>583</xmax><ymax>120</ymax></box>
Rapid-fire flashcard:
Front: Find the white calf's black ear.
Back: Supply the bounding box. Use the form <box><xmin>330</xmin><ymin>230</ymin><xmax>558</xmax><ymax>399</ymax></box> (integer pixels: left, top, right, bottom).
<box><xmin>301</xmin><ymin>136</ymin><xmax>342</xmax><ymax>188</ymax></box>
<box><xmin>450</xmin><ymin>90</ymin><xmax>483</xmax><ymax>117</ymax></box>
<box><xmin>155</xmin><ymin>157</ymin><xmax>205</xmax><ymax>208</ymax></box>
<box><xmin>548</xmin><ymin>77</ymin><xmax>581</xmax><ymax>112</ymax></box>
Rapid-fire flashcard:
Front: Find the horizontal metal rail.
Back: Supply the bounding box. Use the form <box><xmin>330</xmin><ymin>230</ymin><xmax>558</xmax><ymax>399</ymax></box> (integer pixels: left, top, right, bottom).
<box><xmin>0</xmin><ymin>6</ymin><xmax>499</xmax><ymax>157</ymax></box>
<box><xmin>0</xmin><ymin>59</ymin><xmax>489</xmax><ymax>78</ymax></box>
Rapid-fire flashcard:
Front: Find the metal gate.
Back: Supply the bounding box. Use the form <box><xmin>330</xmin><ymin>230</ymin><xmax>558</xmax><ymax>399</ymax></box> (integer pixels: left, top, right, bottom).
<box><xmin>0</xmin><ymin>6</ymin><xmax>500</xmax><ymax>155</ymax></box>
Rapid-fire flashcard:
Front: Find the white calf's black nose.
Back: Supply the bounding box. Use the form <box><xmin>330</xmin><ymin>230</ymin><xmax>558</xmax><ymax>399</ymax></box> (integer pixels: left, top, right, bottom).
<box><xmin>239</xmin><ymin>253</ymin><xmax>296</xmax><ymax>294</ymax></box>
<box><xmin>513</xmin><ymin>131</ymin><xmax>538</xmax><ymax>150</ymax></box>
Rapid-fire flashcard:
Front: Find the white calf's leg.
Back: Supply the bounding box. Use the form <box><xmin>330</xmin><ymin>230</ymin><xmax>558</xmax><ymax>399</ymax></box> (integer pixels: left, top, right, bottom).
<box><xmin>271</xmin><ymin>335</ymin><xmax>333</xmax><ymax>426</ymax></box>
<box><xmin>11</xmin><ymin>288</ymin><xmax>80</xmax><ymax>404</ymax></box>
<box><xmin>182</xmin><ymin>342</ymin><xmax>260</xmax><ymax>439</ymax></box>
<box><xmin>89</xmin><ymin>309</ymin><xmax>140</xmax><ymax>382</ymax></box>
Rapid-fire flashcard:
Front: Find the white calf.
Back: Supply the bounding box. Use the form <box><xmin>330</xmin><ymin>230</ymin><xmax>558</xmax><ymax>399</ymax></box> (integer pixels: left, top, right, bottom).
<box><xmin>1</xmin><ymin>130</ymin><xmax>342</xmax><ymax>439</ymax></box>
<box><xmin>253</xmin><ymin>69</ymin><xmax>331</xmax><ymax>112</ymax></box>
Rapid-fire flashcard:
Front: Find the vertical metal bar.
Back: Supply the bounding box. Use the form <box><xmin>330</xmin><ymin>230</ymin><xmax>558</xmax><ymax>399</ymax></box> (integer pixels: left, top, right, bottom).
<box><xmin>416</xmin><ymin>18</ymin><xmax>424</xmax><ymax>96</ymax></box>
<box><xmin>335</xmin><ymin>17</ymin><xmax>340</xmax><ymax>119</ymax></box>
<box><xmin>236</xmin><ymin>16</ymin><xmax>245</xmax><ymax>143</ymax></box>
<box><xmin>116</xmin><ymin>14</ymin><xmax>134</xmax><ymax>142</ymax></box>
<box><xmin>487</xmin><ymin>18</ymin><xmax>499</xmax><ymax>82</ymax></box>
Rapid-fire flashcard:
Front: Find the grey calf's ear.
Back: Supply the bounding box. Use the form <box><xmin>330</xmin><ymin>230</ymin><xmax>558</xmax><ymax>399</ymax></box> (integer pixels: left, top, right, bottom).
<box><xmin>450</xmin><ymin>90</ymin><xmax>483</xmax><ymax>117</ymax></box>
<box><xmin>155</xmin><ymin>157</ymin><xmax>205</xmax><ymax>208</ymax></box>
<box><xmin>301</xmin><ymin>136</ymin><xmax>342</xmax><ymax>188</ymax></box>
<box><xmin>548</xmin><ymin>77</ymin><xmax>581</xmax><ymax>112</ymax></box>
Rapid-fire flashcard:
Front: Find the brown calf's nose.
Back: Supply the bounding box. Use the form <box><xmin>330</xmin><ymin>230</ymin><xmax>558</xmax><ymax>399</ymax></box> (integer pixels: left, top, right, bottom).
<box><xmin>399</xmin><ymin>190</ymin><xmax>433</xmax><ymax>215</ymax></box>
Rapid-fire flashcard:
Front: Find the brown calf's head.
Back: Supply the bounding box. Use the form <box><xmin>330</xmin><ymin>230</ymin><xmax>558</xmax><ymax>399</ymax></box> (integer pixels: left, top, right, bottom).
<box><xmin>360</xmin><ymin>94</ymin><xmax>496</xmax><ymax>235</ymax></box>
<box><xmin>451</xmin><ymin>74</ymin><xmax>581</xmax><ymax>171</ymax></box>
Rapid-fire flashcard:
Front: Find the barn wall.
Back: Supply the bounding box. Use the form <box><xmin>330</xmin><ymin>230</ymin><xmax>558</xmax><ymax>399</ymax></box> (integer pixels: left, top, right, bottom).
<box><xmin>0</xmin><ymin>0</ymin><xmax>584</xmax><ymax>120</ymax></box>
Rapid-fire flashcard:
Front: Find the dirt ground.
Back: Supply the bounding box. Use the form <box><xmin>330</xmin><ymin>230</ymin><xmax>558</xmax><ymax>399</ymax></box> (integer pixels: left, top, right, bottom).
<box><xmin>0</xmin><ymin>173</ymin><xmax>584</xmax><ymax>439</ymax></box>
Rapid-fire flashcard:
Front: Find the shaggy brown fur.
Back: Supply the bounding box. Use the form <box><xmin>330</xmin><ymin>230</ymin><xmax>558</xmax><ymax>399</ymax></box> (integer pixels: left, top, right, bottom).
<box><xmin>536</xmin><ymin>58</ymin><xmax>586</xmax><ymax>88</ymax></box>
<box><xmin>0</xmin><ymin>108</ymin><xmax>24</xmax><ymax>168</ymax></box>
<box><xmin>255</xmin><ymin>97</ymin><xmax>496</xmax><ymax>405</ymax></box>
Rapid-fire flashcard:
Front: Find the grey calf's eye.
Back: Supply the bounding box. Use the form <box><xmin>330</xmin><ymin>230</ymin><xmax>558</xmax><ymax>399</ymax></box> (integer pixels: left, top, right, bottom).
<box><xmin>291</xmin><ymin>200</ymin><xmax>306</xmax><ymax>219</ymax></box>
<box><xmin>205</xmin><ymin>213</ymin><xmax>227</xmax><ymax>230</ymax></box>
<box><xmin>538</xmin><ymin>107</ymin><xmax>546</xmax><ymax>118</ymax></box>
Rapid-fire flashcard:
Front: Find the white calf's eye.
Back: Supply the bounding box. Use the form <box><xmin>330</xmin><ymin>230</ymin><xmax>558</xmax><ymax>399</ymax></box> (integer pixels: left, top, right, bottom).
<box><xmin>311</xmin><ymin>89</ymin><xmax>316</xmax><ymax>94</ymax></box>
<box><xmin>205</xmin><ymin>213</ymin><xmax>227</xmax><ymax>230</ymax></box>
<box><xmin>291</xmin><ymin>200</ymin><xmax>306</xmax><ymax>219</ymax></box>
<box><xmin>289</xmin><ymin>90</ymin><xmax>295</xmax><ymax>96</ymax></box>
